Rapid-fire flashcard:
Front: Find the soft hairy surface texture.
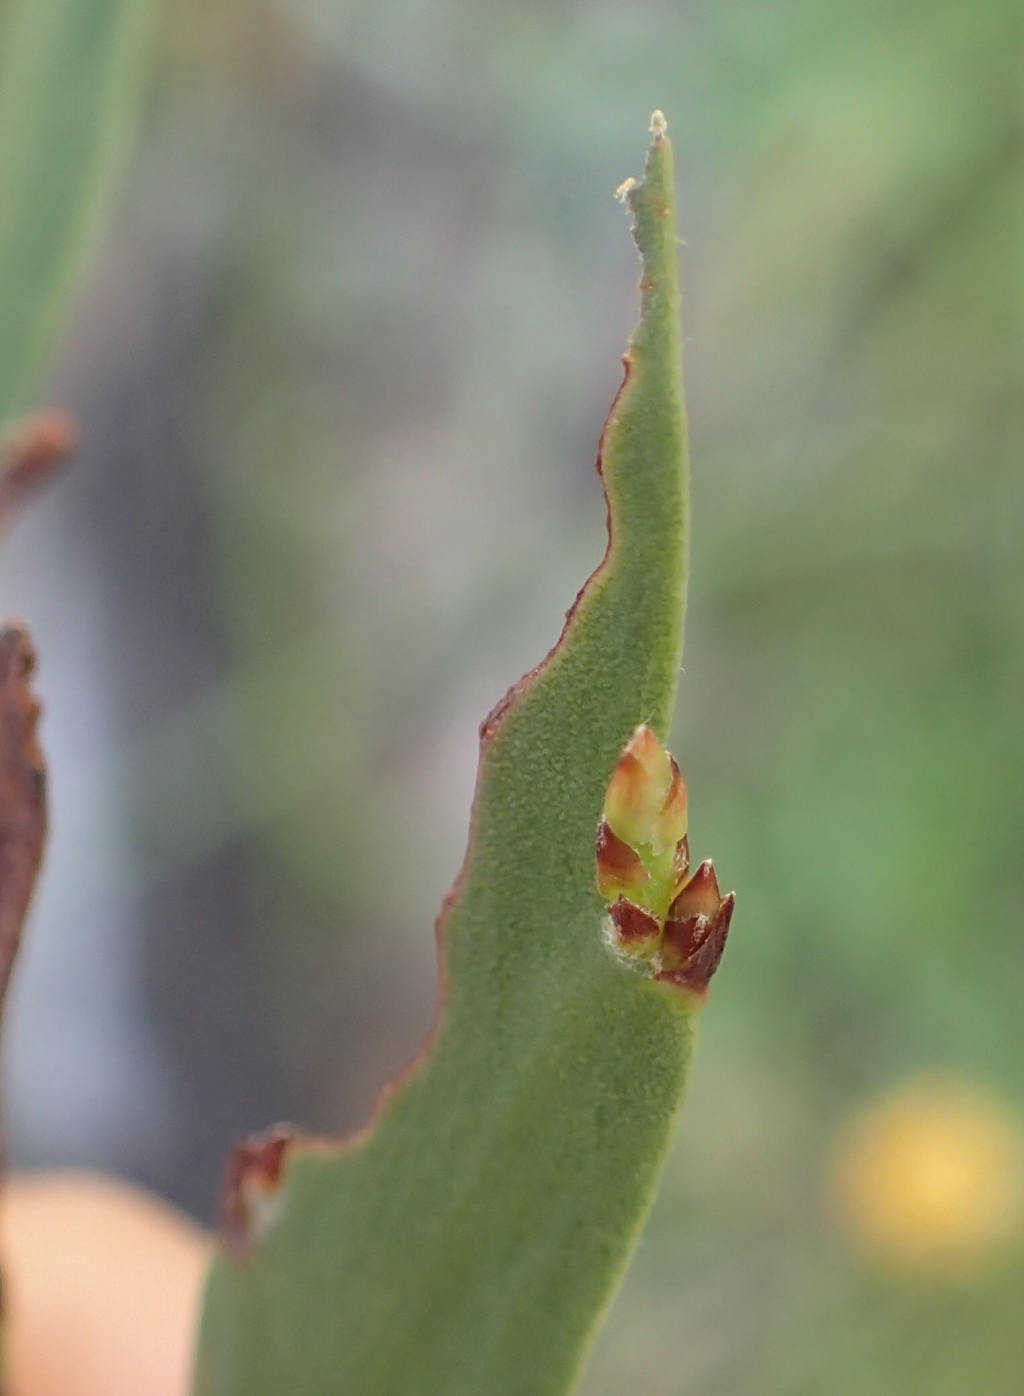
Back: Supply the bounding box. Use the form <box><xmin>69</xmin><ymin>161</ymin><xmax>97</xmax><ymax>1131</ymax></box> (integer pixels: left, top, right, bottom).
<box><xmin>194</xmin><ymin>121</ymin><xmax>693</xmax><ymax>1396</ymax></box>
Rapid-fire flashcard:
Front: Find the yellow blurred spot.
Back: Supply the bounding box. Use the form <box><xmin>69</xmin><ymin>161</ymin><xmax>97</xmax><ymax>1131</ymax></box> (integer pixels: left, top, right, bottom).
<box><xmin>831</xmin><ymin>1078</ymin><xmax>1024</xmax><ymax>1275</ymax></box>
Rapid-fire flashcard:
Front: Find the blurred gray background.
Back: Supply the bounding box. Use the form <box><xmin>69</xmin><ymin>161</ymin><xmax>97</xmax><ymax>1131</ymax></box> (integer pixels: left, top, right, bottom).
<box><xmin>2</xmin><ymin>1</ymin><xmax>1024</xmax><ymax>1391</ymax></box>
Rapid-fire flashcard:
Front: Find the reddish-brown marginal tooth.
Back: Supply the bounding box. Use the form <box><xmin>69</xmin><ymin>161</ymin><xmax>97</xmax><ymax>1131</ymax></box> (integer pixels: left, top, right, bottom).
<box><xmin>0</xmin><ymin>410</ymin><xmax>78</xmax><ymax>518</ymax></box>
<box><xmin>655</xmin><ymin>963</ymin><xmax>698</xmax><ymax>988</ymax></box>
<box><xmin>596</xmin><ymin>819</ymin><xmax>647</xmax><ymax>898</ymax></box>
<box><xmin>609</xmin><ymin>897</ymin><xmax>661</xmax><ymax>949</ymax></box>
<box><xmin>660</xmin><ymin>911</ymin><xmax>710</xmax><ymax>972</ymax></box>
<box><xmin>651</xmin><ymin>758</ymin><xmax>687</xmax><ymax>852</ymax></box>
<box><xmin>222</xmin><ymin>1123</ymin><xmax>295</xmax><ymax>1256</ymax></box>
<box><xmin>668</xmin><ymin>859</ymin><xmax>722</xmax><ymax>922</ymax></box>
<box><xmin>679</xmin><ymin>893</ymin><xmax>733</xmax><ymax>991</ymax></box>
<box><xmin>604</xmin><ymin>725</ymin><xmax>673</xmax><ymax>844</ymax></box>
<box><xmin>657</xmin><ymin>892</ymin><xmax>735</xmax><ymax>1000</ymax></box>
<box><xmin>624</xmin><ymin>724</ymin><xmax>667</xmax><ymax>778</ymax></box>
<box><xmin>670</xmin><ymin>833</ymin><xmax>690</xmax><ymax>896</ymax></box>
<box><xmin>654</xmin><ymin>966</ymin><xmax>709</xmax><ymax>1003</ymax></box>
<box><xmin>682</xmin><ymin>892</ymin><xmax>734</xmax><ymax>986</ymax></box>
<box><xmin>604</xmin><ymin>750</ymin><xmax>653</xmax><ymax>835</ymax></box>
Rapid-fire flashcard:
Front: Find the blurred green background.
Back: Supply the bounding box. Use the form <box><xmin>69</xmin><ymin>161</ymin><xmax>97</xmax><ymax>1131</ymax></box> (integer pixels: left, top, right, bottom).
<box><xmin>2</xmin><ymin>0</ymin><xmax>1024</xmax><ymax>1391</ymax></box>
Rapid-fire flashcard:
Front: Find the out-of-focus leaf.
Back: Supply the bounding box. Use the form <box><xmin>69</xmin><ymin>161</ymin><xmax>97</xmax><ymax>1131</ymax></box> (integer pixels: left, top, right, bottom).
<box><xmin>193</xmin><ymin>119</ymin><xmax>718</xmax><ymax>1396</ymax></box>
<box><xmin>0</xmin><ymin>0</ymin><xmax>162</xmax><ymax>421</ymax></box>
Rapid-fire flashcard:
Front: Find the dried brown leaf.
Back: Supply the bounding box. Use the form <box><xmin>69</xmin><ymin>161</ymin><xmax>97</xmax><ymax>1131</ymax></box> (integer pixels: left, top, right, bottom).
<box><xmin>0</xmin><ymin>625</ymin><xmax>46</xmax><ymax>1006</ymax></box>
<box><xmin>0</xmin><ymin>411</ymin><xmax>77</xmax><ymax>522</ymax></box>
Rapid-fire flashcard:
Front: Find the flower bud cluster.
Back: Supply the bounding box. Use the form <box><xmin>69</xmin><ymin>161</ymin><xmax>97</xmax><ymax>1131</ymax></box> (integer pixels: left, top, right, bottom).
<box><xmin>596</xmin><ymin>725</ymin><xmax>734</xmax><ymax>1002</ymax></box>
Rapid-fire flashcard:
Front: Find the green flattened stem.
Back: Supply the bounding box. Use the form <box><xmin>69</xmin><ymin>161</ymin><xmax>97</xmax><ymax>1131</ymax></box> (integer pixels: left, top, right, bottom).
<box><xmin>598</xmin><ymin>723</ymin><xmax>734</xmax><ymax>1003</ymax></box>
<box><xmin>194</xmin><ymin>113</ymin><xmax>731</xmax><ymax>1396</ymax></box>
